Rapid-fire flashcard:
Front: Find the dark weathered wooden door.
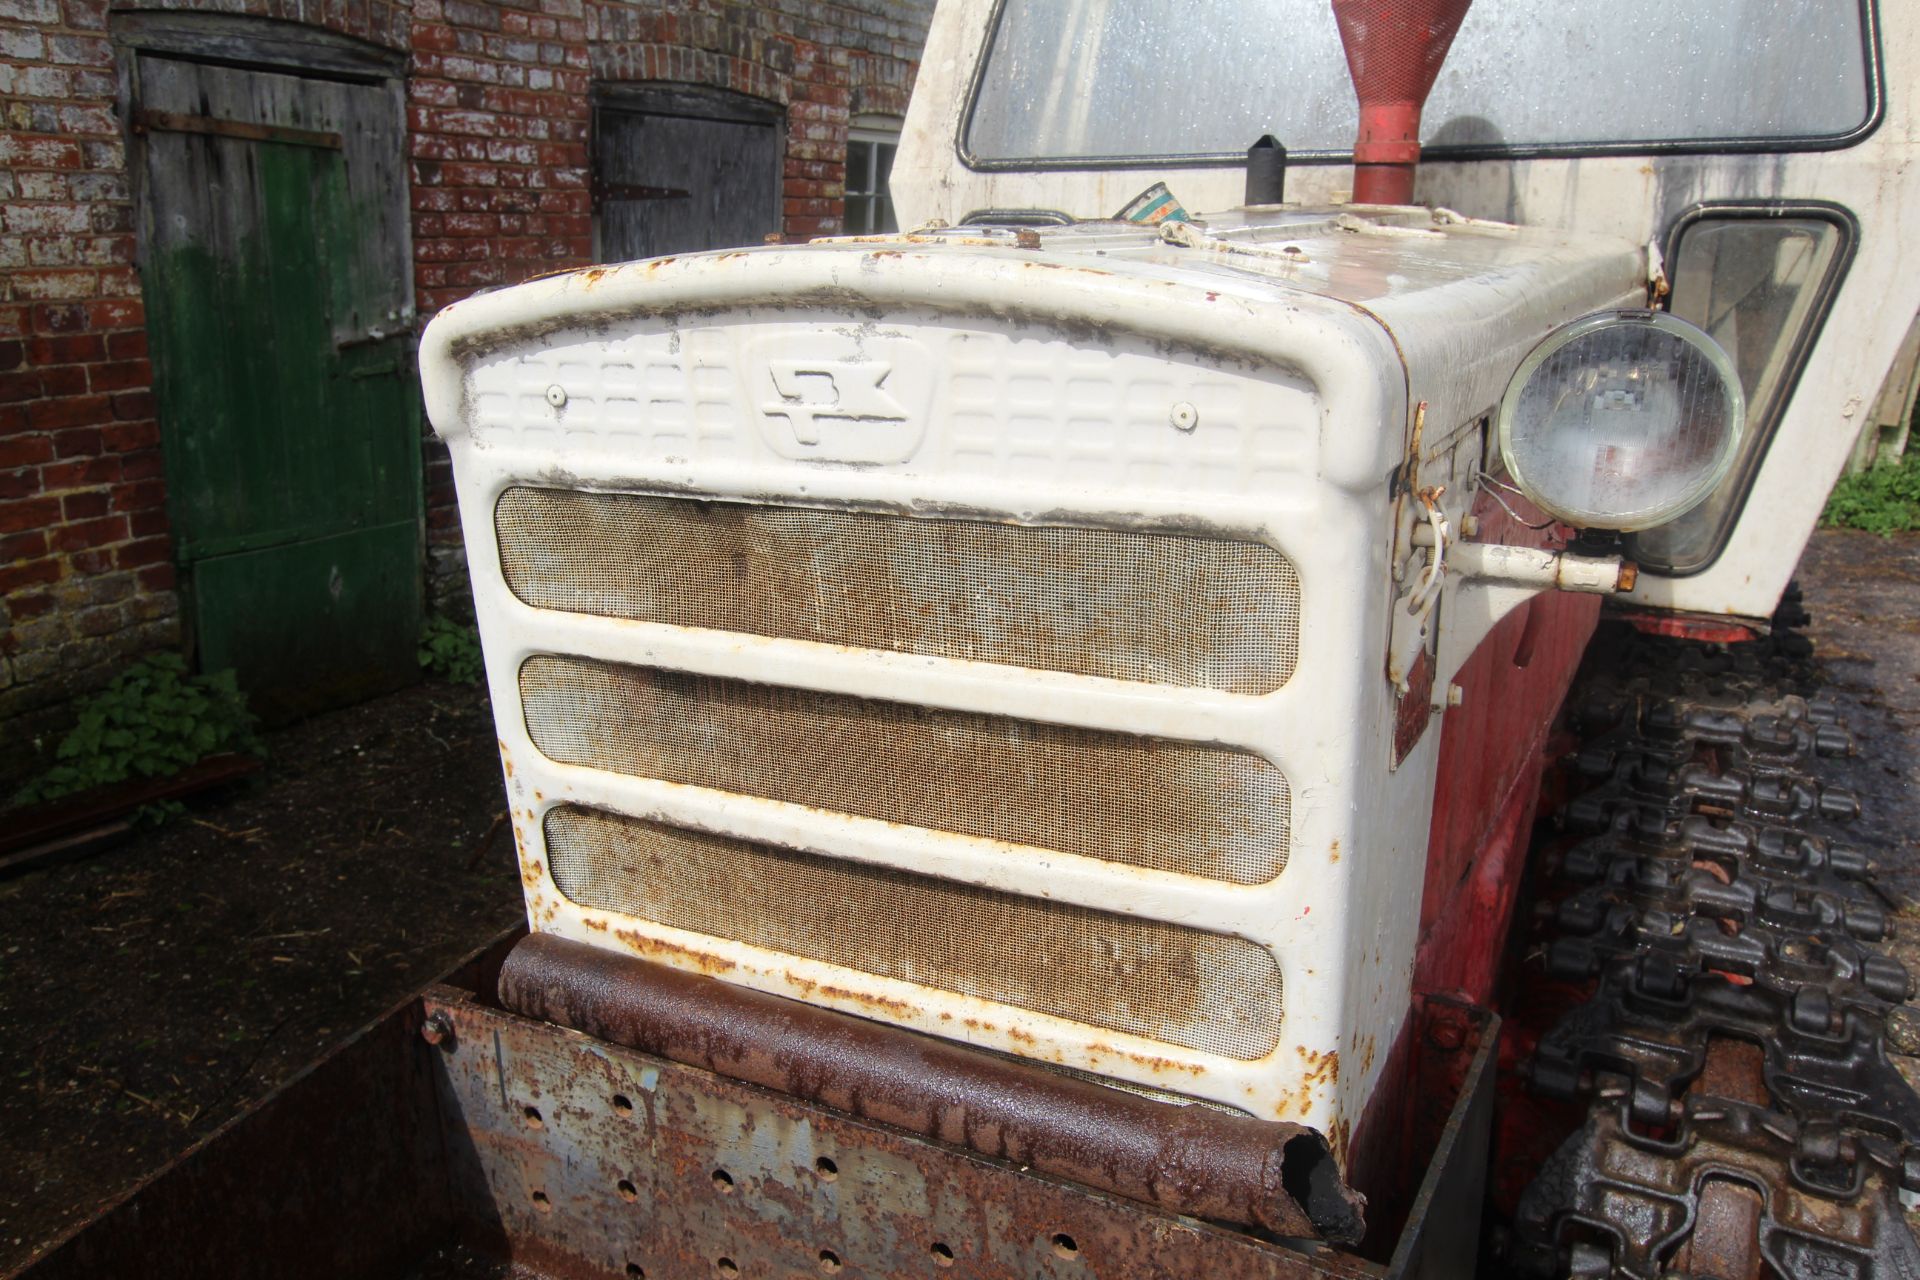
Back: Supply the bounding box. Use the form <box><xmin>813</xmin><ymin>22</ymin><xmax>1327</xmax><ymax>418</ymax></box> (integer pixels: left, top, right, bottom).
<box><xmin>592</xmin><ymin>85</ymin><xmax>784</xmax><ymax>261</ymax></box>
<box><xmin>134</xmin><ymin>51</ymin><xmax>420</xmax><ymax>722</ymax></box>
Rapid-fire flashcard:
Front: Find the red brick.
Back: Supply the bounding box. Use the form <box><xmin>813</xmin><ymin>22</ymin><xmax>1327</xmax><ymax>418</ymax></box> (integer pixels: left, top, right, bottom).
<box><xmin>113</xmin><ymin>535</ymin><xmax>169</xmax><ymax>568</ymax></box>
<box><xmin>11</xmin><ymin>269</ymin><xmax>97</xmax><ymax>301</ymax></box>
<box><xmin>110</xmin><ymin>390</ymin><xmax>154</xmax><ymax>420</ymax></box>
<box><xmin>61</xmin><ymin>490</ymin><xmax>109</xmax><ymax>519</ymax></box>
<box><xmin>32</xmin><ymin>304</ymin><xmax>87</xmax><ymax>335</ymax></box>
<box><xmin>136</xmin><ymin>562</ymin><xmax>174</xmax><ymax>591</ymax></box>
<box><xmin>26</xmin><ymin>333</ymin><xmax>104</xmax><ymax>365</ymax></box>
<box><xmin>0</xmin><ymin>436</ymin><xmax>53</xmax><ymax>469</ymax></box>
<box><xmin>48</xmin><ymin>513</ymin><xmax>127</xmax><ymax>552</ymax></box>
<box><xmin>0</xmin><ymin>495</ymin><xmax>58</xmax><ymax>534</ymax></box>
<box><xmin>2</xmin><ymin>204</ymin><xmax>91</xmax><ymax>236</ymax></box>
<box><xmin>0</xmin><ymin>372</ymin><xmax>43</xmax><ymax>403</ymax></box>
<box><xmin>86</xmin><ymin>297</ymin><xmax>143</xmax><ymax>331</ymax></box>
<box><xmin>0</xmin><ymin>134</ymin><xmax>83</xmax><ymax>170</ymax></box>
<box><xmin>0</xmin><ymin>557</ymin><xmax>61</xmax><ymax>595</ymax></box>
<box><xmin>28</xmin><ymin>395</ymin><xmax>110</xmax><ymax>431</ymax></box>
<box><xmin>87</xmin><ymin>358</ymin><xmax>150</xmax><ymax>393</ymax></box>
<box><xmin>117</xmin><ymin>450</ymin><xmax>162</xmax><ymax>481</ymax></box>
<box><xmin>105</xmin><ymin>330</ymin><xmax>146</xmax><ymax>359</ymax></box>
<box><xmin>0</xmin><ymin>467</ymin><xmax>41</xmax><ymax>500</ymax></box>
<box><xmin>129</xmin><ymin>507</ymin><xmax>168</xmax><ymax>538</ymax></box>
<box><xmin>108</xmin><ymin>478</ymin><xmax>163</xmax><ymax>512</ymax></box>
<box><xmin>99</xmin><ymin>418</ymin><xmax>158</xmax><ymax>452</ymax></box>
<box><xmin>39</xmin><ymin>455</ymin><xmax>118</xmax><ymax>489</ymax></box>
<box><xmin>0</xmin><ymin>529</ymin><xmax>46</xmax><ymax>559</ymax></box>
<box><xmin>8</xmin><ymin>589</ymin><xmax>55</xmax><ymax>619</ymax></box>
<box><xmin>39</xmin><ymin>366</ymin><xmax>86</xmax><ymax>396</ymax></box>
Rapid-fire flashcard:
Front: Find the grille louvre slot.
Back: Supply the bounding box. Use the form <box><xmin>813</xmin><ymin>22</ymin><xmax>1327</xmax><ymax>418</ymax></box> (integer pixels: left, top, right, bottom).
<box><xmin>520</xmin><ymin>655</ymin><xmax>1289</xmax><ymax>884</ymax></box>
<box><xmin>543</xmin><ymin>805</ymin><xmax>1284</xmax><ymax>1061</ymax></box>
<box><xmin>494</xmin><ymin>487</ymin><xmax>1300</xmax><ymax>694</ymax></box>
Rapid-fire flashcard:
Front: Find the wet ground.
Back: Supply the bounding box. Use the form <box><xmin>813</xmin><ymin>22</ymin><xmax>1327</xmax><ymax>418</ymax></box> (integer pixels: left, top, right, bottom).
<box><xmin>1795</xmin><ymin>531</ymin><xmax>1920</xmax><ymax>908</ymax></box>
<box><xmin>0</xmin><ymin>529</ymin><xmax>1914</xmax><ymax>1274</ymax></box>
<box><xmin>0</xmin><ymin>679</ymin><xmax>517</xmax><ymax>1273</ymax></box>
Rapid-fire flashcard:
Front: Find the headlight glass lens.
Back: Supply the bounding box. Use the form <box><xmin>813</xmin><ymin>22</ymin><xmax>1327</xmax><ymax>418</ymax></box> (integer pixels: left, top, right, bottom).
<box><xmin>1498</xmin><ymin>310</ymin><xmax>1744</xmax><ymax>531</ymax></box>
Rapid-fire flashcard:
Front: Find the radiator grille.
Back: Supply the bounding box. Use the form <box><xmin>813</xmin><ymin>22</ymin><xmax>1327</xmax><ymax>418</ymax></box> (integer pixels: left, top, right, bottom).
<box><xmin>544</xmin><ymin>805</ymin><xmax>1284</xmax><ymax>1060</ymax></box>
<box><xmin>520</xmin><ymin>656</ymin><xmax>1288</xmax><ymax>883</ymax></box>
<box><xmin>495</xmin><ymin>487</ymin><xmax>1300</xmax><ymax>694</ymax></box>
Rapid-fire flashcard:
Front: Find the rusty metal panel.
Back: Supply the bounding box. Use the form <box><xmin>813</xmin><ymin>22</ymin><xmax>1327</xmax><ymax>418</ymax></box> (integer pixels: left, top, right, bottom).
<box><xmin>493</xmin><ymin>933</ymin><xmax>1354</xmax><ymax>1240</ymax></box>
<box><xmin>427</xmin><ymin>989</ymin><xmax>1382</xmax><ymax>1280</ymax></box>
<box><xmin>520</xmin><ymin>654</ymin><xmax>1290</xmax><ymax>883</ymax></box>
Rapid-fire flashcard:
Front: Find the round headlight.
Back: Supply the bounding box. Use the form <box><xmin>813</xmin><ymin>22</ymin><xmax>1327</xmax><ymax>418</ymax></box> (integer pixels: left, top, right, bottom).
<box><xmin>1496</xmin><ymin>310</ymin><xmax>1744</xmax><ymax>531</ymax></box>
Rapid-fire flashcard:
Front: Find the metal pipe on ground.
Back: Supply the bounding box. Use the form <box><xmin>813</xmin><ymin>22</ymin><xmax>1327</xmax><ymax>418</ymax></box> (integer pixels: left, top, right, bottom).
<box><xmin>497</xmin><ymin>932</ymin><xmax>1367</xmax><ymax>1243</ymax></box>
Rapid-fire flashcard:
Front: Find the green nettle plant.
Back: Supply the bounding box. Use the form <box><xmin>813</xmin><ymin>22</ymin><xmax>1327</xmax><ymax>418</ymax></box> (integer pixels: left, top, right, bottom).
<box><xmin>1823</xmin><ymin>446</ymin><xmax>1920</xmax><ymax>536</ymax></box>
<box><xmin>11</xmin><ymin>653</ymin><xmax>261</xmax><ymax>813</ymax></box>
<box><xmin>418</xmin><ymin>614</ymin><xmax>486</xmax><ymax>686</ymax></box>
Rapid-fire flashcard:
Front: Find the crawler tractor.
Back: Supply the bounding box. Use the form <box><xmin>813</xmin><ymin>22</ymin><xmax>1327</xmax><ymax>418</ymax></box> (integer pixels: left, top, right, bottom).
<box><xmin>25</xmin><ymin>0</ymin><xmax>1920</xmax><ymax>1277</ymax></box>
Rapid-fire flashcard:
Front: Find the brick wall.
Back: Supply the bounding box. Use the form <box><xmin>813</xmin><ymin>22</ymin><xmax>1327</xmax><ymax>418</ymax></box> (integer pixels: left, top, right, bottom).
<box><xmin>2</xmin><ymin>0</ymin><xmax>169</xmax><ymax>766</ymax></box>
<box><xmin>1</xmin><ymin>0</ymin><xmax>930</xmax><ymax>777</ymax></box>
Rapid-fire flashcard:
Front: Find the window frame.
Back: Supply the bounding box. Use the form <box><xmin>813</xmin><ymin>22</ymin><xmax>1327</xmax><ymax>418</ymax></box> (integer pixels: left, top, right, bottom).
<box><xmin>1624</xmin><ymin>200</ymin><xmax>1860</xmax><ymax>577</ymax></box>
<box><xmin>957</xmin><ymin>0</ymin><xmax>1887</xmax><ymax>172</ymax></box>
<box><xmin>846</xmin><ymin>115</ymin><xmax>902</xmax><ymax>235</ymax></box>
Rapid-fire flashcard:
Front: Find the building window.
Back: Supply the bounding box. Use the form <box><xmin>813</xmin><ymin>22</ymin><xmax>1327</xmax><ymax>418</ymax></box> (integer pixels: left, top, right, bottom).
<box><xmin>846</xmin><ymin>118</ymin><xmax>900</xmax><ymax>235</ymax></box>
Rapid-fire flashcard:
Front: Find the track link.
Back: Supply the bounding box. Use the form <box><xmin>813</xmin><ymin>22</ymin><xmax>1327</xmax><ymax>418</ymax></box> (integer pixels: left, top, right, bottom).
<box><xmin>1506</xmin><ymin>606</ymin><xmax>1920</xmax><ymax>1279</ymax></box>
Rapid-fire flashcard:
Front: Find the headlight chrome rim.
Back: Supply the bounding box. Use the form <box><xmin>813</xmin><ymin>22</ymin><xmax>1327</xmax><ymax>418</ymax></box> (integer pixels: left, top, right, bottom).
<box><xmin>1497</xmin><ymin>309</ymin><xmax>1745</xmax><ymax>532</ymax></box>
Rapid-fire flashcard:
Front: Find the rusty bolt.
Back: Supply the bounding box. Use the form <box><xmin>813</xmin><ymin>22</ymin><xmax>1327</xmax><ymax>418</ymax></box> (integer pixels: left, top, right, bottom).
<box><xmin>1887</xmin><ymin>1007</ymin><xmax>1920</xmax><ymax>1057</ymax></box>
<box><xmin>1014</xmin><ymin>228</ymin><xmax>1043</xmax><ymax>250</ymax></box>
<box><xmin>1615</xmin><ymin>561</ymin><xmax>1639</xmax><ymax>592</ymax></box>
<box><xmin>421</xmin><ymin>1012</ymin><xmax>455</xmax><ymax>1048</ymax></box>
<box><xmin>1428</xmin><ymin>1020</ymin><xmax>1465</xmax><ymax>1052</ymax></box>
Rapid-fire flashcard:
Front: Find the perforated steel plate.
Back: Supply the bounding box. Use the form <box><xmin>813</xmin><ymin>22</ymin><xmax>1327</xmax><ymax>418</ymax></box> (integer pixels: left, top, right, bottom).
<box><xmin>543</xmin><ymin>805</ymin><xmax>1285</xmax><ymax>1060</ymax></box>
<box><xmin>494</xmin><ymin>488</ymin><xmax>1300</xmax><ymax>694</ymax></box>
<box><xmin>520</xmin><ymin>656</ymin><xmax>1289</xmax><ymax>884</ymax></box>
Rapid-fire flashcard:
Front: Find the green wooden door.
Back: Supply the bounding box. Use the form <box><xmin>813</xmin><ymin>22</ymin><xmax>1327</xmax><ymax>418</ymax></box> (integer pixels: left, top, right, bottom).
<box><xmin>135</xmin><ymin>54</ymin><xmax>420</xmax><ymax>722</ymax></box>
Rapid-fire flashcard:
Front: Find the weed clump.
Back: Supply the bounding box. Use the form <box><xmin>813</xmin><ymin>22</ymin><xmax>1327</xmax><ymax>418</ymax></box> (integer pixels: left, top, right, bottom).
<box><xmin>1823</xmin><ymin>447</ymin><xmax>1920</xmax><ymax>536</ymax></box>
<box><xmin>419</xmin><ymin>614</ymin><xmax>485</xmax><ymax>686</ymax></box>
<box><xmin>10</xmin><ymin>653</ymin><xmax>260</xmax><ymax>814</ymax></box>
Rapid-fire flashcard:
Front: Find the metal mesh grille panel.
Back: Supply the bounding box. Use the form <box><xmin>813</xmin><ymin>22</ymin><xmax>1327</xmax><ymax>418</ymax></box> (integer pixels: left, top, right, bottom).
<box><xmin>495</xmin><ymin>487</ymin><xmax>1300</xmax><ymax>694</ymax></box>
<box><xmin>521</xmin><ymin>656</ymin><xmax>1288</xmax><ymax>884</ymax></box>
<box><xmin>544</xmin><ymin>805</ymin><xmax>1284</xmax><ymax>1060</ymax></box>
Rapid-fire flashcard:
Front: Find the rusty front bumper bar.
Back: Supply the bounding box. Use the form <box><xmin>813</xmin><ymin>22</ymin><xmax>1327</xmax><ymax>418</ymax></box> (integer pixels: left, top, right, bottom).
<box><xmin>497</xmin><ymin>932</ymin><xmax>1366</xmax><ymax>1242</ymax></box>
<box><xmin>19</xmin><ymin>930</ymin><xmax>1499</xmax><ymax>1279</ymax></box>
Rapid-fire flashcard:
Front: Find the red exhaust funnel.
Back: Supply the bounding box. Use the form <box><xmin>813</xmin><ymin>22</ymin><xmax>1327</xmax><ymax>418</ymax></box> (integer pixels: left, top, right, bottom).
<box><xmin>1331</xmin><ymin>0</ymin><xmax>1474</xmax><ymax>205</ymax></box>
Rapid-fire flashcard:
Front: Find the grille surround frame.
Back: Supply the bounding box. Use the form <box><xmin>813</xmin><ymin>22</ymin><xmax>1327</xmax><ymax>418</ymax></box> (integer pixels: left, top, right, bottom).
<box><xmin>472</xmin><ymin>477</ymin><xmax>1332</xmax><ymax>1124</ymax></box>
<box><xmin>422</xmin><ymin>267</ymin><xmax>1432</xmax><ymax>1139</ymax></box>
<box><xmin>468</xmin><ymin>472</ymin><xmax>1345</xmax><ymax>1132</ymax></box>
